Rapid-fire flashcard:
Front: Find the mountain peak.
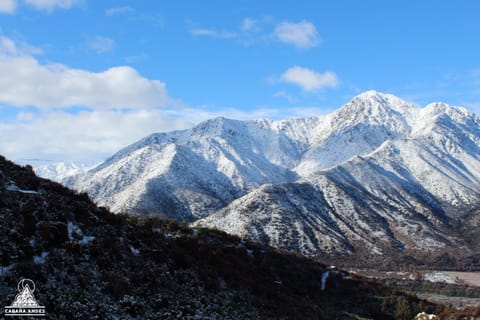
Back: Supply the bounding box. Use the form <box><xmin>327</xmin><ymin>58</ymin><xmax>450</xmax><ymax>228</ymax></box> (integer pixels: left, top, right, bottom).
<box><xmin>327</xmin><ymin>91</ymin><xmax>416</xmax><ymax>136</ymax></box>
<box><xmin>191</xmin><ymin>116</ymin><xmax>244</xmax><ymax>137</ymax></box>
<box><xmin>352</xmin><ymin>90</ymin><xmax>400</xmax><ymax>103</ymax></box>
<box><xmin>354</xmin><ymin>89</ymin><xmax>389</xmax><ymax>100</ymax></box>
<box><xmin>65</xmin><ymin>91</ymin><xmax>480</xmax><ymax>271</ymax></box>
<box><xmin>423</xmin><ymin>102</ymin><xmax>476</xmax><ymax>120</ymax></box>
<box><xmin>350</xmin><ymin>90</ymin><xmax>416</xmax><ymax>111</ymax></box>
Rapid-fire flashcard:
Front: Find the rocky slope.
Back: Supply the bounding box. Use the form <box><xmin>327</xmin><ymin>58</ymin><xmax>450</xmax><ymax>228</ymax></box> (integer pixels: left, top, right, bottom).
<box><xmin>66</xmin><ymin>91</ymin><xmax>480</xmax><ymax>268</ymax></box>
<box><xmin>0</xmin><ymin>155</ymin><xmax>443</xmax><ymax>319</ymax></box>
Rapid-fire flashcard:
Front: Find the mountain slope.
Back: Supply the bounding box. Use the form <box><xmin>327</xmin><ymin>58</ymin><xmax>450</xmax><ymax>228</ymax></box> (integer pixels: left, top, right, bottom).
<box><xmin>67</xmin><ymin>117</ymin><xmax>310</xmax><ymax>221</ymax></box>
<box><xmin>294</xmin><ymin>91</ymin><xmax>417</xmax><ymax>174</ymax></box>
<box><xmin>196</xmin><ymin>105</ymin><xmax>480</xmax><ymax>267</ymax></box>
<box><xmin>67</xmin><ymin>91</ymin><xmax>480</xmax><ymax>267</ymax></box>
<box><xmin>197</xmin><ymin>148</ymin><xmax>479</xmax><ymax>268</ymax></box>
<box><xmin>1</xmin><ymin>155</ymin><xmax>441</xmax><ymax>319</ymax></box>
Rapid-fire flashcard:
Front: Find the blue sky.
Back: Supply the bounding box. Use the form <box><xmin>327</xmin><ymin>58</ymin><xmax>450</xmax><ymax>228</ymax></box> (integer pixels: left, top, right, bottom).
<box><xmin>1</xmin><ymin>0</ymin><xmax>480</xmax><ymax>163</ymax></box>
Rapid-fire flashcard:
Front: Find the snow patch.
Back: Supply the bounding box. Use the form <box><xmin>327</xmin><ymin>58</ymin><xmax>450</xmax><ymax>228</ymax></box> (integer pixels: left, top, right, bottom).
<box><xmin>321</xmin><ymin>271</ymin><xmax>330</xmax><ymax>291</ymax></box>
<box><xmin>424</xmin><ymin>272</ymin><xmax>456</xmax><ymax>284</ymax></box>
<box><xmin>130</xmin><ymin>246</ymin><xmax>140</xmax><ymax>255</ymax></box>
<box><xmin>33</xmin><ymin>251</ymin><xmax>49</xmax><ymax>264</ymax></box>
<box><xmin>5</xmin><ymin>182</ymin><xmax>39</xmax><ymax>194</ymax></box>
<box><xmin>68</xmin><ymin>222</ymin><xmax>95</xmax><ymax>245</ymax></box>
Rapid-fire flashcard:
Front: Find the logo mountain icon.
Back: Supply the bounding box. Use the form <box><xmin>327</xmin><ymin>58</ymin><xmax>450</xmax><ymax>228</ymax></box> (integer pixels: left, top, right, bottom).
<box><xmin>11</xmin><ymin>279</ymin><xmax>39</xmax><ymax>307</ymax></box>
<box><xmin>4</xmin><ymin>279</ymin><xmax>45</xmax><ymax>317</ymax></box>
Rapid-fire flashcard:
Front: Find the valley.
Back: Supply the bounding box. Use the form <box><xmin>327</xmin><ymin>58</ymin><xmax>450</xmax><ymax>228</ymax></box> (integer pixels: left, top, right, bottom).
<box><xmin>352</xmin><ymin>269</ymin><xmax>480</xmax><ymax>309</ymax></box>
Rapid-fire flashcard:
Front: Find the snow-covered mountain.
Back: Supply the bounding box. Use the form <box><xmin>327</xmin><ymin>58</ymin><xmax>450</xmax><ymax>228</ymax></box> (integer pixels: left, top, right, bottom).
<box><xmin>1</xmin><ymin>155</ymin><xmax>426</xmax><ymax>318</ymax></box>
<box><xmin>67</xmin><ymin>91</ymin><xmax>480</xmax><ymax>265</ymax></box>
<box><xmin>15</xmin><ymin>159</ymin><xmax>93</xmax><ymax>182</ymax></box>
<box><xmin>35</xmin><ymin>162</ymin><xmax>92</xmax><ymax>182</ymax></box>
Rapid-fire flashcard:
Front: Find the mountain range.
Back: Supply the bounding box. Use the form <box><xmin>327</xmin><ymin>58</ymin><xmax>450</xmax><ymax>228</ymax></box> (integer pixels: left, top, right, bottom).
<box><xmin>20</xmin><ymin>159</ymin><xmax>92</xmax><ymax>182</ymax></box>
<box><xmin>66</xmin><ymin>91</ymin><xmax>480</xmax><ymax>268</ymax></box>
<box><xmin>2</xmin><ymin>155</ymin><xmax>443</xmax><ymax>319</ymax></box>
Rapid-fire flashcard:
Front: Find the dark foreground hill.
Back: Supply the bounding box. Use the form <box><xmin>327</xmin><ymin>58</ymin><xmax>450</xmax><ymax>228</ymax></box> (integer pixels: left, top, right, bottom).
<box><xmin>0</xmin><ymin>155</ymin><xmax>444</xmax><ymax>319</ymax></box>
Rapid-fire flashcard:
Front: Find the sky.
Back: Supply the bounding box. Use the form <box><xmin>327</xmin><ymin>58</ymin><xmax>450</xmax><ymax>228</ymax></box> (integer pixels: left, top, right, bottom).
<box><xmin>1</xmin><ymin>0</ymin><xmax>480</xmax><ymax>164</ymax></box>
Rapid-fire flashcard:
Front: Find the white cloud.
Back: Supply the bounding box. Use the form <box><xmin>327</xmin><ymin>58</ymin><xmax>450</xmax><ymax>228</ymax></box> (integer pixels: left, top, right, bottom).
<box><xmin>16</xmin><ymin>111</ymin><xmax>35</xmax><ymax>121</ymax></box>
<box><xmin>274</xmin><ymin>20</ymin><xmax>320</xmax><ymax>48</ymax></box>
<box><xmin>190</xmin><ymin>28</ymin><xmax>237</xmax><ymax>39</ymax></box>
<box><xmin>0</xmin><ymin>37</ymin><xmax>287</xmax><ymax>163</ymax></box>
<box><xmin>191</xmin><ymin>18</ymin><xmax>321</xmax><ymax>48</ymax></box>
<box><xmin>0</xmin><ymin>105</ymin><xmax>295</xmax><ymax>163</ymax></box>
<box><xmin>0</xmin><ymin>0</ymin><xmax>80</xmax><ymax>13</ymax></box>
<box><xmin>0</xmin><ymin>36</ymin><xmax>43</xmax><ymax>55</ymax></box>
<box><xmin>0</xmin><ymin>36</ymin><xmax>183</xmax><ymax>163</ymax></box>
<box><xmin>23</xmin><ymin>0</ymin><xmax>80</xmax><ymax>11</ymax></box>
<box><xmin>0</xmin><ymin>36</ymin><xmax>175</xmax><ymax>109</ymax></box>
<box><xmin>191</xmin><ymin>28</ymin><xmax>217</xmax><ymax>37</ymax></box>
<box><xmin>0</xmin><ymin>37</ymin><xmax>337</xmax><ymax>165</ymax></box>
<box><xmin>273</xmin><ymin>90</ymin><xmax>298</xmax><ymax>103</ymax></box>
<box><xmin>0</xmin><ymin>109</ymin><xmax>193</xmax><ymax>163</ymax></box>
<box><xmin>105</xmin><ymin>6</ymin><xmax>134</xmax><ymax>16</ymax></box>
<box><xmin>280</xmin><ymin>66</ymin><xmax>339</xmax><ymax>92</ymax></box>
<box><xmin>86</xmin><ymin>36</ymin><xmax>115</xmax><ymax>54</ymax></box>
<box><xmin>0</xmin><ymin>0</ymin><xmax>16</xmax><ymax>13</ymax></box>
<box><xmin>105</xmin><ymin>7</ymin><xmax>162</xmax><ymax>26</ymax></box>
<box><xmin>0</xmin><ymin>36</ymin><xmax>20</xmax><ymax>54</ymax></box>
<box><xmin>241</xmin><ymin>18</ymin><xmax>258</xmax><ymax>31</ymax></box>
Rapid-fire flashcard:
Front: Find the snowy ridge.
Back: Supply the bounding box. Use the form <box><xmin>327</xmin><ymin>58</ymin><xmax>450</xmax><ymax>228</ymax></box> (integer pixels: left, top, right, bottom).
<box><xmin>15</xmin><ymin>160</ymin><xmax>93</xmax><ymax>182</ymax></box>
<box><xmin>67</xmin><ymin>91</ymin><xmax>480</xmax><ymax>261</ymax></box>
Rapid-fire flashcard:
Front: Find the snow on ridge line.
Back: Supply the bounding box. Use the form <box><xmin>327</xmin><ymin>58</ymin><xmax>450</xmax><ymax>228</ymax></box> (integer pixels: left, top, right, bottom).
<box><xmin>82</xmin><ymin>91</ymin><xmax>478</xmax><ymax>175</ymax></box>
<box><xmin>66</xmin><ymin>91</ymin><xmax>480</xmax><ymax>220</ymax></box>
